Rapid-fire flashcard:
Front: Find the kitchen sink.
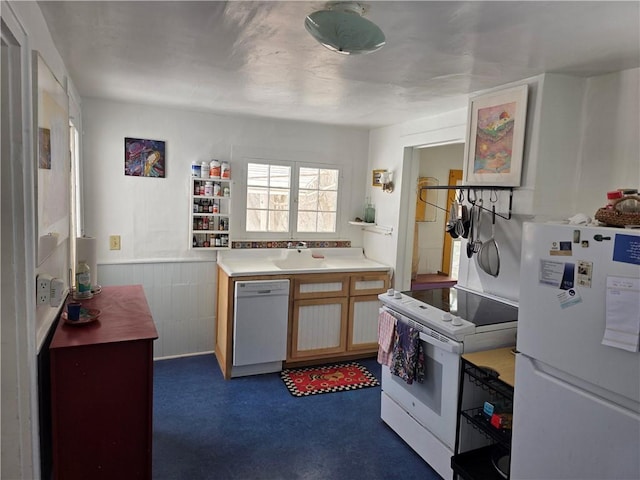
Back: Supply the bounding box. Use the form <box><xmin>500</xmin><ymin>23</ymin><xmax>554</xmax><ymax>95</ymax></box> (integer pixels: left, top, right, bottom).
<box><xmin>271</xmin><ymin>249</ymin><xmax>327</xmax><ymax>270</ymax></box>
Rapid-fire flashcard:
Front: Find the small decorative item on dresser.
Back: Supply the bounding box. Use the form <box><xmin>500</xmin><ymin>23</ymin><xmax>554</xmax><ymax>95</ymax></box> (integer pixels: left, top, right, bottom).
<box><xmin>595</xmin><ymin>195</ymin><xmax>640</xmax><ymax>227</ymax></box>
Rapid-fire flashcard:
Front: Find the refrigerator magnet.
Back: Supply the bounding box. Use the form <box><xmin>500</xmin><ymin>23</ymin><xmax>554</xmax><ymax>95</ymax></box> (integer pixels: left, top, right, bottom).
<box><xmin>557</xmin><ymin>288</ymin><xmax>582</xmax><ymax>309</ymax></box>
<box><xmin>550</xmin><ymin>241</ymin><xmax>572</xmax><ymax>256</ymax></box>
<box><xmin>576</xmin><ymin>260</ymin><xmax>593</xmax><ymax>288</ymax></box>
<box><xmin>613</xmin><ymin>234</ymin><xmax>640</xmax><ymax>265</ymax></box>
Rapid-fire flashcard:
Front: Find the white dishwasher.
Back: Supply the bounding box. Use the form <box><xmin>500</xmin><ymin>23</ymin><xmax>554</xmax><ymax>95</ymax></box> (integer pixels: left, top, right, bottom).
<box><xmin>232</xmin><ymin>279</ymin><xmax>290</xmax><ymax>378</ymax></box>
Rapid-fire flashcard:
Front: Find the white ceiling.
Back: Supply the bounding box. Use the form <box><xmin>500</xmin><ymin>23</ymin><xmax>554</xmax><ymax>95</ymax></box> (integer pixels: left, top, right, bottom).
<box><xmin>39</xmin><ymin>1</ymin><xmax>640</xmax><ymax>129</ymax></box>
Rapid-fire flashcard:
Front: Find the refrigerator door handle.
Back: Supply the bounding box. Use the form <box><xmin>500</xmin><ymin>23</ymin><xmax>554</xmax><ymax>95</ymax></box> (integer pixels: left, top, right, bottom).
<box><xmin>527</xmin><ymin>356</ymin><xmax>640</xmax><ymax>419</ymax></box>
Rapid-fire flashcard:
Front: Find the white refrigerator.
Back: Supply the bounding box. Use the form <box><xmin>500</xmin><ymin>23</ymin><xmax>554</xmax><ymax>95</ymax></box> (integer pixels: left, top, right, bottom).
<box><xmin>511</xmin><ymin>222</ymin><xmax>640</xmax><ymax>480</ymax></box>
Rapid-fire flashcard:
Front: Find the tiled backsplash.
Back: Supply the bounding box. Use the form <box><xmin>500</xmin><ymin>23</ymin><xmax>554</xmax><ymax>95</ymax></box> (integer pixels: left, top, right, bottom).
<box><xmin>231</xmin><ymin>240</ymin><xmax>351</xmax><ymax>249</ymax></box>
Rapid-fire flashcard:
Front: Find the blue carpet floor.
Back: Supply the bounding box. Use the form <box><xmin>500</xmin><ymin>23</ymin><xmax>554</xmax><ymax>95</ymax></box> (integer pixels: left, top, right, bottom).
<box><xmin>153</xmin><ymin>355</ymin><xmax>442</xmax><ymax>480</ymax></box>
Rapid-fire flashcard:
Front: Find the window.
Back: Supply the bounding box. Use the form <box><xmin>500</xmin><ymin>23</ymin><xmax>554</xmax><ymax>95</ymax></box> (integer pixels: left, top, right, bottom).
<box><xmin>245</xmin><ymin>162</ymin><xmax>340</xmax><ymax>235</ymax></box>
<box><xmin>297</xmin><ymin>167</ymin><xmax>338</xmax><ymax>232</ymax></box>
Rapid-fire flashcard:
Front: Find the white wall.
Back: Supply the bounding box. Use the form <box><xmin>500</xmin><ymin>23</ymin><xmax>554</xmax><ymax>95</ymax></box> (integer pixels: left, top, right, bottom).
<box><xmin>367</xmin><ymin>70</ymin><xmax>640</xmax><ymax>302</ymax></box>
<box><xmin>81</xmin><ymin>98</ymin><xmax>370</xmax><ymax>358</ymax></box>
<box><xmin>576</xmin><ymin>68</ymin><xmax>640</xmax><ymax>212</ymax></box>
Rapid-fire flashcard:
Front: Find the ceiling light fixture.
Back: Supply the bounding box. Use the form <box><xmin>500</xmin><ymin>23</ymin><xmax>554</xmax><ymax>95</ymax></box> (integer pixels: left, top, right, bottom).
<box><xmin>304</xmin><ymin>2</ymin><xmax>386</xmax><ymax>55</ymax></box>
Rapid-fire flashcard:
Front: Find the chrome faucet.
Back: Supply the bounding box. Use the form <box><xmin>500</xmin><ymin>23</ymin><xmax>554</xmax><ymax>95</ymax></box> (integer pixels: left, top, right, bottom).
<box><xmin>287</xmin><ymin>241</ymin><xmax>307</xmax><ymax>250</ymax></box>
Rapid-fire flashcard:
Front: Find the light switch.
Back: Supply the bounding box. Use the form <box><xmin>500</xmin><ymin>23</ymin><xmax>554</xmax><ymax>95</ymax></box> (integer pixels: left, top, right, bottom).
<box><xmin>109</xmin><ymin>235</ymin><xmax>121</xmax><ymax>250</ymax></box>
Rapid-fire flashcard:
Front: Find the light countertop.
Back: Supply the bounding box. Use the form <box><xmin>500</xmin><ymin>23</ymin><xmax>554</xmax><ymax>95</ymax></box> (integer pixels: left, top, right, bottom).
<box><xmin>217</xmin><ymin>247</ymin><xmax>392</xmax><ymax>277</ymax></box>
<box><xmin>462</xmin><ymin>346</ymin><xmax>516</xmax><ymax>387</ymax></box>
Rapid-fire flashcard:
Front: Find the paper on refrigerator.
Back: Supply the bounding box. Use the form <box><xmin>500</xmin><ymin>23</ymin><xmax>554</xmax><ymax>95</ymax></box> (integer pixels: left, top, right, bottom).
<box><xmin>602</xmin><ymin>276</ymin><xmax>640</xmax><ymax>352</ymax></box>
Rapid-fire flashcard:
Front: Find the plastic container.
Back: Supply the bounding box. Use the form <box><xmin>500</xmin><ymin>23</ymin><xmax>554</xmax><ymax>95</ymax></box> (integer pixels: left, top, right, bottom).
<box><xmin>204</xmin><ymin>181</ymin><xmax>213</xmax><ymax>196</ymax></box>
<box><xmin>209</xmin><ymin>160</ymin><xmax>221</xmax><ymax>179</ymax></box>
<box><xmin>221</xmin><ymin>161</ymin><xmax>231</xmax><ymax>179</ymax></box>
<box><xmin>76</xmin><ymin>260</ymin><xmax>91</xmax><ymax>294</ymax></box>
<box><xmin>200</xmin><ymin>161</ymin><xmax>209</xmax><ymax>178</ymax></box>
<box><xmin>191</xmin><ymin>161</ymin><xmax>201</xmax><ymax>177</ymax></box>
<box><xmin>607</xmin><ymin>190</ymin><xmax>623</xmax><ymax>206</ymax></box>
<box><xmin>213</xmin><ymin>183</ymin><xmax>221</xmax><ymax>196</ymax></box>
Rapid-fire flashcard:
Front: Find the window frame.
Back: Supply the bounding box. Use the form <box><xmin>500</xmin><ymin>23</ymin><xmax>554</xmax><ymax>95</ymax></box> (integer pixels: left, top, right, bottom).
<box><xmin>236</xmin><ymin>156</ymin><xmax>344</xmax><ymax>241</ymax></box>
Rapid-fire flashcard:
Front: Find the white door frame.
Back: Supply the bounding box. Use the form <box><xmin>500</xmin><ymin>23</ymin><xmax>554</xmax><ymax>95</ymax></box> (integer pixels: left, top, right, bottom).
<box><xmin>1</xmin><ymin>4</ymin><xmax>40</xmax><ymax>478</ymax></box>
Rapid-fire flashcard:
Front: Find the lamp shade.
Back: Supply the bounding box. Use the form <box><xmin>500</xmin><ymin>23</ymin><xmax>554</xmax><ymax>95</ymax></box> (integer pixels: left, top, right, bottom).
<box><xmin>304</xmin><ymin>3</ymin><xmax>386</xmax><ymax>55</ymax></box>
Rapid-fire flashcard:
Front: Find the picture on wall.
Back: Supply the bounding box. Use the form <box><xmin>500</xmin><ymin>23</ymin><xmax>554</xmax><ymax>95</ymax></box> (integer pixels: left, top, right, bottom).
<box><xmin>463</xmin><ymin>84</ymin><xmax>528</xmax><ymax>186</ymax></box>
<box><xmin>124</xmin><ymin>137</ymin><xmax>166</xmax><ymax>177</ymax></box>
<box><xmin>39</xmin><ymin>128</ymin><xmax>52</xmax><ymax>169</ymax></box>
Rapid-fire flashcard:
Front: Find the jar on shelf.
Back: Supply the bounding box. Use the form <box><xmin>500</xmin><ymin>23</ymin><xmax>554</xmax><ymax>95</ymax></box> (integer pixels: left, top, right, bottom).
<box><xmin>191</xmin><ymin>161</ymin><xmax>201</xmax><ymax>177</ymax></box>
<box><xmin>204</xmin><ymin>181</ymin><xmax>213</xmax><ymax>196</ymax></box>
<box><xmin>200</xmin><ymin>161</ymin><xmax>209</xmax><ymax>178</ymax></box>
<box><xmin>199</xmin><ymin>183</ymin><xmax>205</xmax><ymax>195</ymax></box>
<box><xmin>221</xmin><ymin>161</ymin><xmax>230</xmax><ymax>179</ymax></box>
<box><xmin>213</xmin><ymin>183</ymin><xmax>221</xmax><ymax>196</ymax></box>
<box><xmin>212</xmin><ymin>200</ymin><xmax>219</xmax><ymax>213</ymax></box>
<box><xmin>209</xmin><ymin>159</ymin><xmax>221</xmax><ymax>179</ymax></box>
<box><xmin>223</xmin><ymin>186</ymin><xmax>230</xmax><ymax>197</ymax></box>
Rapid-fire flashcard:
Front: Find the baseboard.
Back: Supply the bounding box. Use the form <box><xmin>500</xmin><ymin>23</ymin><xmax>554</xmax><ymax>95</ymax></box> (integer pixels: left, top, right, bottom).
<box><xmin>153</xmin><ymin>350</ymin><xmax>214</xmax><ymax>361</ymax></box>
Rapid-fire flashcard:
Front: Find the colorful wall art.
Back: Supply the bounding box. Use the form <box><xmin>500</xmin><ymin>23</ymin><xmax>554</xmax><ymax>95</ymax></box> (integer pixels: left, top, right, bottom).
<box><xmin>124</xmin><ymin>137</ymin><xmax>166</xmax><ymax>177</ymax></box>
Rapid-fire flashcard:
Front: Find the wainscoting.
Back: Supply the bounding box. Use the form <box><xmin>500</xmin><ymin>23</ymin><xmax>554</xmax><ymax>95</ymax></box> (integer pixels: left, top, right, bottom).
<box><xmin>99</xmin><ymin>260</ymin><xmax>217</xmax><ymax>359</ymax></box>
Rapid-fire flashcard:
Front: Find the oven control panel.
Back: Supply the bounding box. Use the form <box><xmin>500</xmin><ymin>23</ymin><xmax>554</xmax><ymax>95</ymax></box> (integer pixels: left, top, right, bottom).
<box><xmin>379</xmin><ymin>291</ymin><xmax>476</xmax><ymax>340</ymax></box>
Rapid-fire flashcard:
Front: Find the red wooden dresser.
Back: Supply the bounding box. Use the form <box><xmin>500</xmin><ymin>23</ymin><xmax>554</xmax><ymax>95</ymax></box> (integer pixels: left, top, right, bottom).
<box><xmin>50</xmin><ymin>285</ymin><xmax>158</xmax><ymax>480</ymax></box>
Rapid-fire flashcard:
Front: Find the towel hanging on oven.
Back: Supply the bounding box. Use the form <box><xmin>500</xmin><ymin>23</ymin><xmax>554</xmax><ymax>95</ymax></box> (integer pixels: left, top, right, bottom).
<box><xmin>390</xmin><ymin>321</ymin><xmax>425</xmax><ymax>384</ymax></box>
<box><xmin>377</xmin><ymin>310</ymin><xmax>397</xmax><ymax>366</ymax></box>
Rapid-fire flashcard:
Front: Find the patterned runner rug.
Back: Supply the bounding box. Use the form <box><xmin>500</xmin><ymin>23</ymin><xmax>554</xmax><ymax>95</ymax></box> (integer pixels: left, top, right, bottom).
<box><xmin>280</xmin><ymin>362</ymin><xmax>379</xmax><ymax>397</ymax></box>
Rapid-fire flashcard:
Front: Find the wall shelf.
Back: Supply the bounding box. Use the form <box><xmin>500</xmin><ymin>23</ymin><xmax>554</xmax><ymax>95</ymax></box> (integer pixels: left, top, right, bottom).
<box><xmin>348</xmin><ymin>221</ymin><xmax>393</xmax><ymax>235</ymax></box>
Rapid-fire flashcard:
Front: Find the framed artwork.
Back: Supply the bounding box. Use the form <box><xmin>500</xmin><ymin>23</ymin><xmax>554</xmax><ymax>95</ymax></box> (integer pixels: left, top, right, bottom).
<box><xmin>34</xmin><ymin>52</ymin><xmax>70</xmax><ymax>265</ymax></box>
<box><xmin>372</xmin><ymin>169</ymin><xmax>386</xmax><ymax>187</ymax></box>
<box><xmin>124</xmin><ymin>137</ymin><xmax>166</xmax><ymax>177</ymax></box>
<box><xmin>463</xmin><ymin>85</ymin><xmax>528</xmax><ymax>186</ymax></box>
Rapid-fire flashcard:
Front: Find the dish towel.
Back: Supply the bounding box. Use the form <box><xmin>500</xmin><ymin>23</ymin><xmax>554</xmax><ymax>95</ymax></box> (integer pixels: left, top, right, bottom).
<box><xmin>377</xmin><ymin>310</ymin><xmax>397</xmax><ymax>366</ymax></box>
<box><xmin>390</xmin><ymin>321</ymin><xmax>425</xmax><ymax>384</ymax></box>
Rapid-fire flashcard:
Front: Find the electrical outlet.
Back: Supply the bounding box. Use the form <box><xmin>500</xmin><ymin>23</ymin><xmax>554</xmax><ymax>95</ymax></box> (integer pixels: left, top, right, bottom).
<box><xmin>36</xmin><ymin>274</ymin><xmax>53</xmax><ymax>306</ymax></box>
<box><xmin>109</xmin><ymin>235</ymin><xmax>121</xmax><ymax>250</ymax></box>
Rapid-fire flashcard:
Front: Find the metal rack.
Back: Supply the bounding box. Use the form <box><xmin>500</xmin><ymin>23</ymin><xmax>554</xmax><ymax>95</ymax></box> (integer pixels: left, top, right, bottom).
<box><xmin>419</xmin><ymin>185</ymin><xmax>514</xmax><ymax>220</ymax></box>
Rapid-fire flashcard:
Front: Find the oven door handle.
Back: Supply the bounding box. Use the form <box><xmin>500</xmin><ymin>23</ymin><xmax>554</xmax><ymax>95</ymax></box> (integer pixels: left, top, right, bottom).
<box><xmin>381</xmin><ymin>306</ymin><xmax>463</xmax><ymax>354</ymax></box>
<box><xmin>418</xmin><ymin>331</ymin><xmax>462</xmax><ymax>354</ymax></box>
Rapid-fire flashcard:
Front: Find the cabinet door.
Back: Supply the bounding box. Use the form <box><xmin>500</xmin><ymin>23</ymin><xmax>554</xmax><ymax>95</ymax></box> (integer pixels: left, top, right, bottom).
<box><xmin>290</xmin><ymin>297</ymin><xmax>348</xmax><ymax>359</ymax></box>
<box><xmin>349</xmin><ymin>272</ymin><xmax>389</xmax><ymax>296</ymax></box>
<box><xmin>347</xmin><ymin>295</ymin><xmax>380</xmax><ymax>352</ymax></box>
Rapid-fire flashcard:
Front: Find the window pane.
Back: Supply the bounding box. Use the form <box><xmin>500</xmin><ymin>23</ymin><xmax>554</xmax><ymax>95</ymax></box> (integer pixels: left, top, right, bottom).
<box><xmin>299</xmin><ymin>167</ymin><xmax>318</xmax><ymax>189</ymax></box>
<box><xmin>298</xmin><ymin>190</ymin><xmax>318</xmax><ymax>211</ymax></box>
<box><xmin>268</xmin><ymin>189</ymin><xmax>290</xmax><ymax>210</ymax></box>
<box><xmin>246</xmin><ymin>209</ymin><xmax>267</xmax><ymax>231</ymax></box>
<box><xmin>247</xmin><ymin>163</ymin><xmax>268</xmax><ymax>187</ymax></box>
<box><xmin>319</xmin><ymin>169</ymin><xmax>339</xmax><ymax>190</ymax></box>
<box><xmin>318</xmin><ymin>191</ymin><xmax>337</xmax><ymax>211</ymax></box>
<box><xmin>297</xmin><ymin>211</ymin><xmax>317</xmax><ymax>232</ymax></box>
<box><xmin>247</xmin><ymin>186</ymin><xmax>269</xmax><ymax>209</ymax></box>
<box><xmin>270</xmin><ymin>165</ymin><xmax>291</xmax><ymax>188</ymax></box>
<box><xmin>269</xmin><ymin>211</ymin><xmax>289</xmax><ymax>232</ymax></box>
<box><xmin>318</xmin><ymin>212</ymin><xmax>336</xmax><ymax>232</ymax></box>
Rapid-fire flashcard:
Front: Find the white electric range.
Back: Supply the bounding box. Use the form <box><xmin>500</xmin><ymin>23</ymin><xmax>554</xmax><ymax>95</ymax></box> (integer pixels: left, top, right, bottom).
<box><xmin>378</xmin><ymin>286</ymin><xmax>518</xmax><ymax>480</ymax></box>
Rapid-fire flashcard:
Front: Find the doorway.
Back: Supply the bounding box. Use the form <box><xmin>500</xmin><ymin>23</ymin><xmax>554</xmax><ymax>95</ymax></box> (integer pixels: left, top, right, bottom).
<box><xmin>409</xmin><ymin>144</ymin><xmax>464</xmax><ymax>291</ymax></box>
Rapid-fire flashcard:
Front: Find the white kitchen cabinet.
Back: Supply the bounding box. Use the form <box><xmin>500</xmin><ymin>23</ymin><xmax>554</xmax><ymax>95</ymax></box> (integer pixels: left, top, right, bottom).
<box><xmin>190</xmin><ymin>176</ymin><xmax>231</xmax><ymax>249</ymax></box>
<box><xmin>347</xmin><ymin>272</ymin><xmax>390</xmax><ymax>351</ymax></box>
<box><xmin>290</xmin><ymin>275</ymin><xmax>349</xmax><ymax>360</ymax></box>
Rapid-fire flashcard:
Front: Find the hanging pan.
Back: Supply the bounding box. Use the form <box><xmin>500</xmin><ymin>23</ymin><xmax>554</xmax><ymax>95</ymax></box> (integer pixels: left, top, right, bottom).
<box><xmin>478</xmin><ymin>205</ymin><xmax>500</xmax><ymax>277</ymax></box>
